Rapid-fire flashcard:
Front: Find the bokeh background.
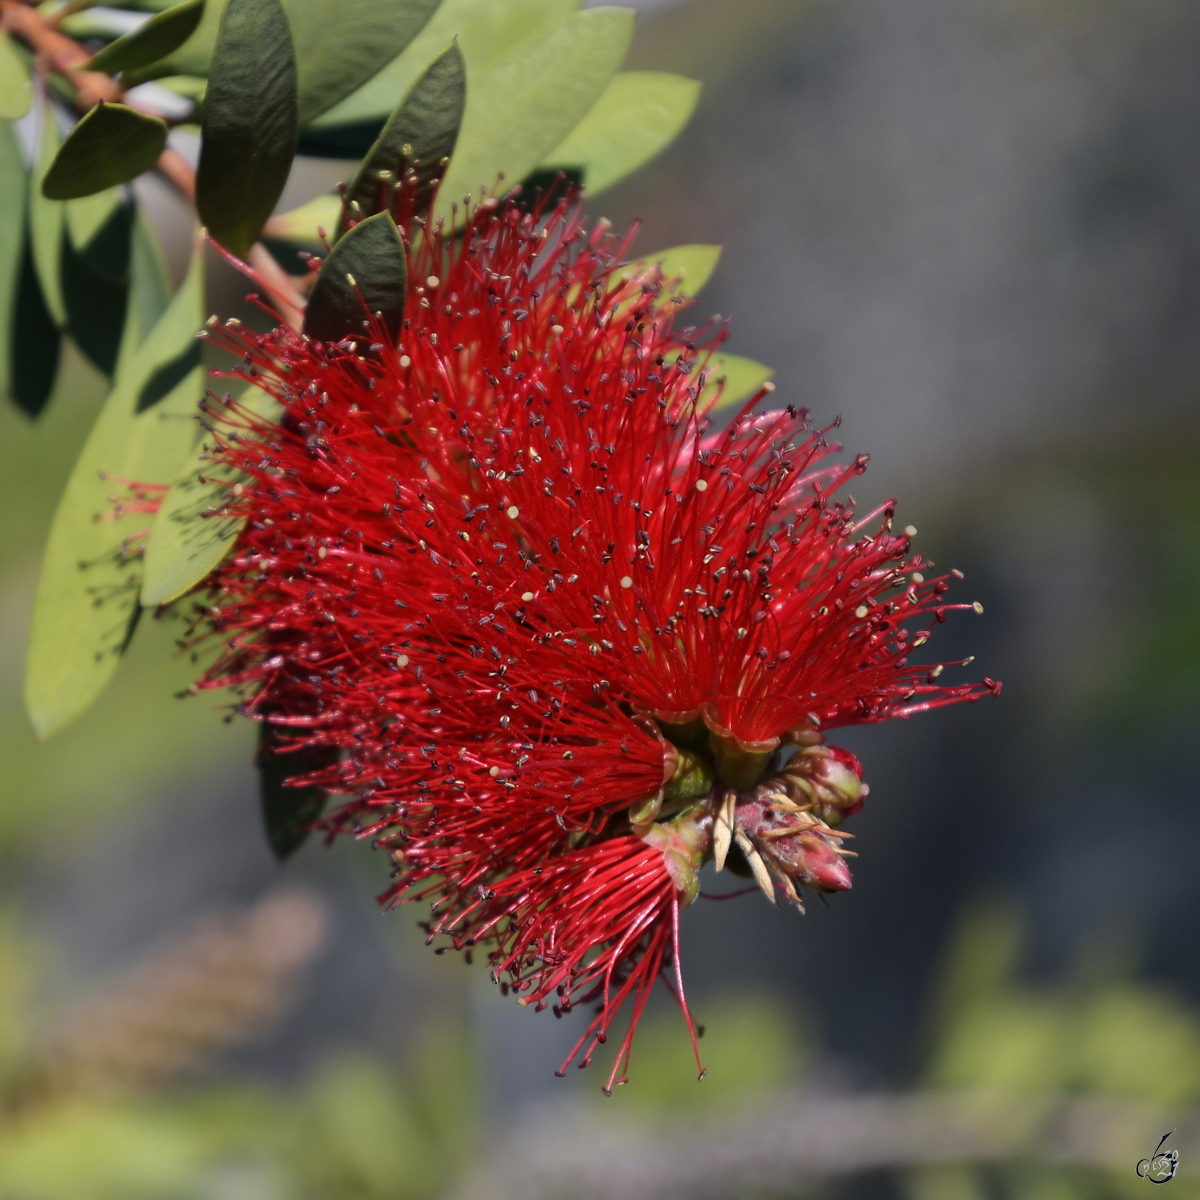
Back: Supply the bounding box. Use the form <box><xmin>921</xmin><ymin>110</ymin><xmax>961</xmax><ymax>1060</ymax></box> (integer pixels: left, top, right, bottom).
<box><xmin>3</xmin><ymin>0</ymin><xmax>1200</xmax><ymax>1196</ymax></box>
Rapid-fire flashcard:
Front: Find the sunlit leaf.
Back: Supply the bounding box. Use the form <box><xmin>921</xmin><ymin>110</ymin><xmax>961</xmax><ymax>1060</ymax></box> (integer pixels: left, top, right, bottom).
<box><xmin>259</xmin><ymin>728</ymin><xmax>338</xmax><ymax>860</ymax></box>
<box><xmin>307</xmin><ymin>0</ymin><xmax>575</xmax><ymax>135</ymax></box>
<box><xmin>342</xmin><ymin>41</ymin><xmax>465</xmax><ymax>231</ymax></box>
<box><xmin>704</xmin><ymin>353</ymin><xmax>775</xmax><ymax>410</ymax></box>
<box><xmin>286</xmin><ymin>0</ymin><xmax>439</xmax><ymax>126</ymax></box>
<box><xmin>197</xmin><ymin>0</ymin><xmax>297</xmax><ymax>258</ymax></box>
<box><xmin>142</xmin><ymin>386</ymin><xmax>279</xmax><ymax>607</ymax></box>
<box><xmin>24</xmin><ymin>233</ymin><xmax>205</xmax><ymax>740</ymax></box>
<box><xmin>0</xmin><ymin>31</ymin><xmax>32</xmax><ymax>120</ymax></box>
<box><xmin>0</xmin><ymin>119</ymin><xmax>29</xmax><ymax>408</ymax></box>
<box><xmin>304</xmin><ymin>210</ymin><xmax>406</xmax><ymax>344</ymax></box>
<box><xmin>65</xmin><ymin>187</ymin><xmax>122</xmax><ymax>259</ymax></box>
<box><xmin>86</xmin><ymin>0</ymin><xmax>206</xmax><ymax>75</ymax></box>
<box><xmin>29</xmin><ymin>113</ymin><xmax>66</xmax><ymax>327</ymax></box>
<box><xmin>42</xmin><ymin>103</ymin><xmax>167</xmax><ymax>201</ymax></box>
<box><xmin>435</xmin><ymin>7</ymin><xmax>634</xmax><ymax>225</ymax></box>
<box><xmin>539</xmin><ymin>71</ymin><xmax>699</xmax><ymax>196</ymax></box>
<box><xmin>617</xmin><ymin>243</ymin><xmax>721</xmax><ymax>296</ymax></box>
<box><xmin>267</xmin><ymin>191</ymin><xmax>339</xmax><ymax>246</ymax></box>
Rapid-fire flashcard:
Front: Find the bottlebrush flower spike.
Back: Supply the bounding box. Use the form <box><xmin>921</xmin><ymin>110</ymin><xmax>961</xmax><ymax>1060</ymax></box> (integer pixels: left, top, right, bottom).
<box><xmin>183</xmin><ymin>184</ymin><xmax>1000</xmax><ymax>1091</ymax></box>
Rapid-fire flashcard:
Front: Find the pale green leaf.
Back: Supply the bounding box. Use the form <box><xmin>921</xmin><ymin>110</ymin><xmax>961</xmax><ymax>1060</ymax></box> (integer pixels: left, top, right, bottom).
<box><xmin>617</xmin><ymin>243</ymin><xmax>721</xmax><ymax>296</ymax></box>
<box><xmin>286</xmin><ymin>0</ymin><xmax>439</xmax><ymax>126</ymax></box>
<box><xmin>0</xmin><ymin>31</ymin><xmax>32</xmax><ymax>121</ymax></box>
<box><xmin>267</xmin><ymin>191</ymin><xmax>338</xmax><ymax>246</ymax></box>
<box><xmin>65</xmin><ymin>187</ymin><xmax>122</xmax><ymax>254</ymax></box>
<box><xmin>435</xmin><ymin>7</ymin><xmax>633</xmax><ymax>224</ymax></box>
<box><xmin>539</xmin><ymin>71</ymin><xmax>699</xmax><ymax>195</ymax></box>
<box><xmin>309</xmin><ymin>0</ymin><xmax>576</xmax><ymax>131</ymax></box>
<box><xmin>0</xmin><ymin>120</ymin><xmax>28</xmax><ymax>405</ymax></box>
<box><xmin>704</xmin><ymin>353</ymin><xmax>775</xmax><ymax>410</ymax></box>
<box><xmin>29</xmin><ymin>113</ymin><xmax>66</xmax><ymax>327</ymax></box>
<box><xmin>25</xmin><ymin>235</ymin><xmax>206</xmax><ymax>740</ymax></box>
<box><xmin>142</xmin><ymin>385</ymin><xmax>278</xmax><ymax>607</ymax></box>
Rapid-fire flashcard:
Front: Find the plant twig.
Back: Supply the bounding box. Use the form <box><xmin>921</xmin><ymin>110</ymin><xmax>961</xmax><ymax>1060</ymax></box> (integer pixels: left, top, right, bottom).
<box><xmin>451</xmin><ymin>1089</ymin><xmax>1200</xmax><ymax>1200</ymax></box>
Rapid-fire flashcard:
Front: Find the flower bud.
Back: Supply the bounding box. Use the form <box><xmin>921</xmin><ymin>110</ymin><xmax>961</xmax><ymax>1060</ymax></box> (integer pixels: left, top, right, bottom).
<box><xmin>779</xmin><ymin>744</ymin><xmax>867</xmax><ymax>826</ymax></box>
<box><xmin>639</xmin><ymin>803</ymin><xmax>714</xmax><ymax>907</ymax></box>
<box><xmin>734</xmin><ymin>788</ymin><xmax>854</xmax><ymax>896</ymax></box>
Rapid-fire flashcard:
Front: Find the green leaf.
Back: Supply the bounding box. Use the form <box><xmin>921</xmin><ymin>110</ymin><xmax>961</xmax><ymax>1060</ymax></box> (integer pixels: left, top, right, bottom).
<box><xmin>86</xmin><ymin>0</ymin><xmax>206</xmax><ymax>76</ymax></box>
<box><xmin>342</xmin><ymin>41</ymin><xmax>465</xmax><ymax>231</ymax></box>
<box><xmin>65</xmin><ymin>187</ymin><xmax>122</xmax><ymax>258</ymax></box>
<box><xmin>539</xmin><ymin>71</ymin><xmax>700</xmax><ymax>196</ymax></box>
<box><xmin>267</xmin><ymin>191</ymin><xmax>339</xmax><ymax>246</ymax></box>
<box><xmin>618</xmin><ymin>243</ymin><xmax>721</xmax><ymax>297</ymax></box>
<box><xmin>24</xmin><ymin>234</ymin><xmax>206</xmax><ymax>740</ymax></box>
<box><xmin>41</xmin><ymin>103</ymin><xmax>168</xmax><ymax>200</ymax></box>
<box><xmin>704</xmin><ymin>353</ymin><xmax>775</xmax><ymax>410</ymax></box>
<box><xmin>197</xmin><ymin>0</ymin><xmax>298</xmax><ymax>258</ymax></box>
<box><xmin>146</xmin><ymin>0</ymin><xmax>228</xmax><ymax>78</ymax></box>
<box><xmin>259</xmin><ymin>727</ymin><xmax>338</xmax><ymax>860</ymax></box>
<box><xmin>142</xmin><ymin>385</ymin><xmax>280</xmax><ymax>607</ymax></box>
<box><xmin>435</xmin><ymin>7</ymin><xmax>634</xmax><ymax>226</ymax></box>
<box><xmin>0</xmin><ymin>119</ymin><xmax>29</xmax><ymax>407</ymax></box>
<box><xmin>29</xmin><ymin>114</ymin><xmax>66</xmax><ymax>327</ymax></box>
<box><xmin>286</xmin><ymin>0</ymin><xmax>439</xmax><ymax>127</ymax></box>
<box><xmin>8</xmin><ymin>232</ymin><xmax>61</xmax><ymax>418</ymax></box>
<box><xmin>308</xmin><ymin>0</ymin><xmax>575</xmax><ymax>133</ymax></box>
<box><xmin>62</xmin><ymin>204</ymin><xmax>133</xmax><ymax>375</ymax></box>
<box><xmin>303</xmin><ymin>210</ymin><xmax>406</xmax><ymax>344</ymax></box>
<box><xmin>0</xmin><ymin>31</ymin><xmax>32</xmax><ymax>120</ymax></box>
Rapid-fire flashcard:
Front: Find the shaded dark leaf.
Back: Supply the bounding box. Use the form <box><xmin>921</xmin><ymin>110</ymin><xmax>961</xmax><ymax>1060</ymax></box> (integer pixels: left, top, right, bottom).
<box><xmin>288</xmin><ymin>0</ymin><xmax>439</xmax><ymax>126</ymax></box>
<box><xmin>342</xmin><ymin>40</ymin><xmax>465</xmax><ymax>232</ymax></box>
<box><xmin>87</xmin><ymin>0</ymin><xmax>206</xmax><ymax>76</ymax></box>
<box><xmin>304</xmin><ymin>210</ymin><xmax>406</xmax><ymax>344</ymax></box>
<box><xmin>42</xmin><ymin>103</ymin><xmax>168</xmax><ymax>200</ymax></box>
<box><xmin>197</xmin><ymin>0</ymin><xmax>298</xmax><ymax>258</ymax></box>
<box><xmin>61</xmin><ymin>214</ymin><xmax>130</xmax><ymax>377</ymax></box>
<box><xmin>258</xmin><ymin>727</ymin><xmax>338</xmax><ymax>860</ymax></box>
<box><xmin>296</xmin><ymin>118</ymin><xmax>383</xmax><ymax>160</ymax></box>
<box><xmin>136</xmin><ymin>341</ymin><xmax>201</xmax><ymax>411</ymax></box>
<box><xmin>10</xmin><ymin>229</ymin><xmax>60</xmax><ymax>418</ymax></box>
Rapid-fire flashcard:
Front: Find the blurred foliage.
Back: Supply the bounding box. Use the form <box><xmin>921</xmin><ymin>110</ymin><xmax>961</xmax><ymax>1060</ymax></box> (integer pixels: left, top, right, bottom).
<box><xmin>591</xmin><ymin>990</ymin><xmax>808</xmax><ymax>1111</ymax></box>
<box><xmin>909</xmin><ymin>900</ymin><xmax>1200</xmax><ymax>1200</ymax></box>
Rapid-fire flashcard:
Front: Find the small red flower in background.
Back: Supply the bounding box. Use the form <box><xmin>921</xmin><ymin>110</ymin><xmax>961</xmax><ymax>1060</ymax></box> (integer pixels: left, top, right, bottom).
<box><xmin>191</xmin><ymin>188</ymin><xmax>999</xmax><ymax>1092</ymax></box>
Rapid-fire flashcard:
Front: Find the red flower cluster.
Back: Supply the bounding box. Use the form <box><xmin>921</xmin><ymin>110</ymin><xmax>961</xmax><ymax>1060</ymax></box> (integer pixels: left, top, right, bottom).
<box><xmin>193</xmin><ymin>189</ymin><xmax>998</xmax><ymax>1091</ymax></box>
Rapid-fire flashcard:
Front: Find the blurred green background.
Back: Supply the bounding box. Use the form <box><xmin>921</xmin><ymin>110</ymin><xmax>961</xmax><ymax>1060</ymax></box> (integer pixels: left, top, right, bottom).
<box><xmin>5</xmin><ymin>0</ymin><xmax>1200</xmax><ymax>1196</ymax></box>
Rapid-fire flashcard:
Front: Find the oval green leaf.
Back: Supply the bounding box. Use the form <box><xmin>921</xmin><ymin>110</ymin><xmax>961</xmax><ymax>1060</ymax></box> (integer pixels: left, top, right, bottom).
<box><xmin>308</xmin><ymin>0</ymin><xmax>574</xmax><ymax>133</ymax></box>
<box><xmin>342</xmin><ymin>41</ymin><xmax>465</xmax><ymax>232</ymax></box>
<box><xmin>286</xmin><ymin>0</ymin><xmax>439</xmax><ymax>126</ymax></box>
<box><xmin>9</xmin><ymin>233</ymin><xmax>61</xmax><ymax>418</ymax></box>
<box><xmin>0</xmin><ymin>30</ymin><xmax>33</xmax><ymax>120</ymax></box>
<box><xmin>539</xmin><ymin>71</ymin><xmax>700</xmax><ymax>196</ymax></box>
<box><xmin>618</xmin><ymin>243</ymin><xmax>722</xmax><ymax>297</ymax></box>
<box><xmin>259</xmin><ymin>727</ymin><xmax>338</xmax><ymax>860</ymax></box>
<box><xmin>435</xmin><ymin>7</ymin><xmax>634</xmax><ymax>225</ymax></box>
<box><xmin>197</xmin><ymin>0</ymin><xmax>298</xmax><ymax>258</ymax></box>
<box><xmin>142</xmin><ymin>384</ymin><xmax>279</xmax><ymax>607</ymax></box>
<box><xmin>42</xmin><ymin>103</ymin><xmax>168</xmax><ymax>200</ymax></box>
<box><xmin>303</xmin><ymin>210</ymin><xmax>407</xmax><ymax>344</ymax></box>
<box><xmin>705</xmin><ymin>354</ymin><xmax>775</xmax><ymax>410</ymax></box>
<box><xmin>62</xmin><ymin>202</ymin><xmax>133</xmax><ymax>376</ymax></box>
<box><xmin>24</xmin><ymin>232</ymin><xmax>206</xmax><ymax>740</ymax></box>
<box><xmin>86</xmin><ymin>0</ymin><xmax>206</xmax><ymax>76</ymax></box>
<box><xmin>0</xmin><ymin>118</ymin><xmax>30</xmax><ymax>409</ymax></box>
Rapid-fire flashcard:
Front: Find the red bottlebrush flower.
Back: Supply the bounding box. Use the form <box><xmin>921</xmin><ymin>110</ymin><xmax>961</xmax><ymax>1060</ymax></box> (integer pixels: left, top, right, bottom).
<box><xmin>188</xmin><ymin>186</ymin><xmax>1000</xmax><ymax>1091</ymax></box>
